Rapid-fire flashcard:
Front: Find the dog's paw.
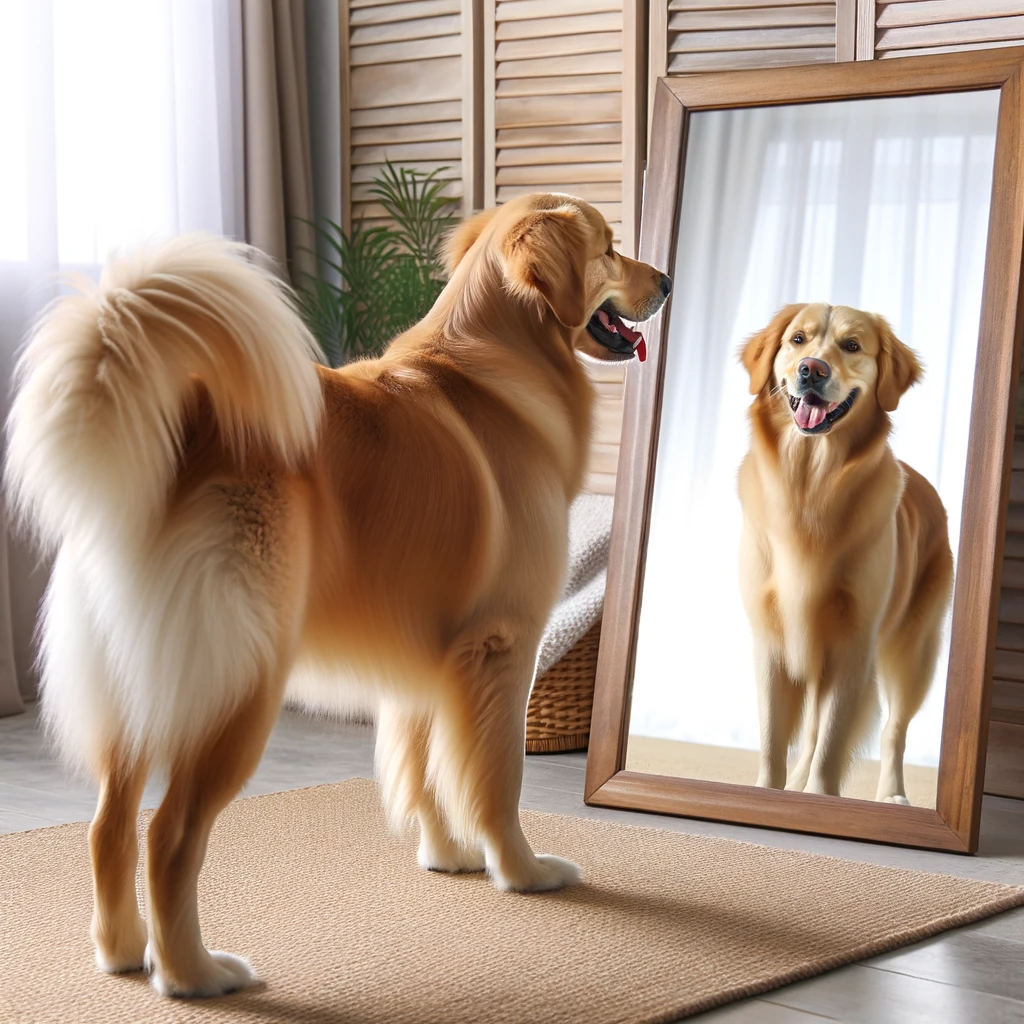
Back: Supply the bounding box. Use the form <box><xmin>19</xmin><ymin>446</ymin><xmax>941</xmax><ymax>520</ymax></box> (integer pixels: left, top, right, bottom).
<box><xmin>94</xmin><ymin>917</ymin><xmax>148</xmax><ymax>974</ymax></box>
<box><xmin>146</xmin><ymin>944</ymin><xmax>256</xmax><ymax>998</ymax></box>
<box><xmin>490</xmin><ymin>853</ymin><xmax>583</xmax><ymax>893</ymax></box>
<box><xmin>418</xmin><ymin>835</ymin><xmax>486</xmax><ymax>874</ymax></box>
<box><xmin>880</xmin><ymin>794</ymin><xmax>911</xmax><ymax>806</ymax></box>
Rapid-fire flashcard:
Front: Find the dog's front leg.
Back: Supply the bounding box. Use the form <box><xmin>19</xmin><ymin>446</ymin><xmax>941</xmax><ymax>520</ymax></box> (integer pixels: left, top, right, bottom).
<box><xmin>753</xmin><ymin>638</ymin><xmax>802</xmax><ymax>790</ymax></box>
<box><xmin>803</xmin><ymin>641</ymin><xmax>877</xmax><ymax>797</ymax></box>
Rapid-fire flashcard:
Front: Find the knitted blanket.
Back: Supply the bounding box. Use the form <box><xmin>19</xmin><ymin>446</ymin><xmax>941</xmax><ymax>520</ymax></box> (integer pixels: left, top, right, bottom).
<box><xmin>535</xmin><ymin>493</ymin><xmax>614</xmax><ymax>677</ymax></box>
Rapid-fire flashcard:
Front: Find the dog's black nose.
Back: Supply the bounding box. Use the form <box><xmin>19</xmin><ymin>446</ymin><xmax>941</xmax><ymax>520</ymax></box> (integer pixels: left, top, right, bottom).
<box><xmin>798</xmin><ymin>357</ymin><xmax>830</xmax><ymax>385</ymax></box>
<box><xmin>659</xmin><ymin>275</ymin><xmax>673</xmax><ymax>298</ymax></box>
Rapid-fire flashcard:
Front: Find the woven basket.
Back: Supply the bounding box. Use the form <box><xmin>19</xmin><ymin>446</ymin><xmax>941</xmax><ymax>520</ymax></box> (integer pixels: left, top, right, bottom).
<box><xmin>525</xmin><ymin>619</ymin><xmax>602</xmax><ymax>754</ymax></box>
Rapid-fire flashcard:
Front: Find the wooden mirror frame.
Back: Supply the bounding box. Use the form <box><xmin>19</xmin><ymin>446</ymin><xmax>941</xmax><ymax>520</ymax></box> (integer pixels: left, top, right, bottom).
<box><xmin>584</xmin><ymin>48</ymin><xmax>1024</xmax><ymax>854</ymax></box>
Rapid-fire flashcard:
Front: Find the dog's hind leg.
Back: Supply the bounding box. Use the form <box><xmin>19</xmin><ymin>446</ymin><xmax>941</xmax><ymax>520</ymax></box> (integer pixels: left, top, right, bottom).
<box><xmin>875</xmin><ymin>619</ymin><xmax>944</xmax><ymax>805</ymax></box>
<box><xmin>430</xmin><ymin>626</ymin><xmax>582</xmax><ymax>893</ymax></box>
<box><xmin>145</xmin><ymin>671</ymin><xmax>286</xmax><ymax>997</ymax></box>
<box><xmin>90</xmin><ymin>750</ymin><xmax>150</xmax><ymax>973</ymax></box>
<box><xmin>376</xmin><ymin>700</ymin><xmax>484</xmax><ymax>873</ymax></box>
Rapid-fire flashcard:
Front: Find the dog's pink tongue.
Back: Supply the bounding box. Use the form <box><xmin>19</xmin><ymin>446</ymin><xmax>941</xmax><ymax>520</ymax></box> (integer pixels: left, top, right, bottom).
<box><xmin>795</xmin><ymin>398</ymin><xmax>826</xmax><ymax>431</ymax></box>
<box><xmin>596</xmin><ymin>309</ymin><xmax>647</xmax><ymax>362</ymax></box>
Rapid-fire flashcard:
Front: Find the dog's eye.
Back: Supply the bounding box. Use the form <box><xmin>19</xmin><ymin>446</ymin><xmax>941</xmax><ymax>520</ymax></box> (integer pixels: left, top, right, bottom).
<box><xmin>792</xmin><ymin>332</ymin><xmax>805</xmax><ymax>345</ymax></box>
<box><xmin>842</xmin><ymin>339</ymin><xmax>859</xmax><ymax>353</ymax></box>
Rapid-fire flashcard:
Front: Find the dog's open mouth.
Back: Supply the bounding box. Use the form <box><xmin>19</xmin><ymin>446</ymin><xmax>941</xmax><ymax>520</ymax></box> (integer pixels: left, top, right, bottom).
<box><xmin>586</xmin><ymin>303</ymin><xmax>647</xmax><ymax>362</ymax></box>
<box><xmin>788</xmin><ymin>388</ymin><xmax>859</xmax><ymax>434</ymax></box>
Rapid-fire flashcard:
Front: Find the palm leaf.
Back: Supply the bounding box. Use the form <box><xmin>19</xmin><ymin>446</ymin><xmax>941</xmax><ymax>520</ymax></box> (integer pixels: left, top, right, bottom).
<box><xmin>295</xmin><ymin>164</ymin><xmax>462</xmax><ymax>367</ymax></box>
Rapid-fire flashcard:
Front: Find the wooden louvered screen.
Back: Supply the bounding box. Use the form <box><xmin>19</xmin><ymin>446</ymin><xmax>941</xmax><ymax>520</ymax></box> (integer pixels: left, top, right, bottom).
<box><xmin>984</xmin><ymin>366</ymin><xmax>1024</xmax><ymax>795</ymax></box>
<box><xmin>340</xmin><ymin>0</ymin><xmax>482</xmax><ymax>230</ymax></box>
<box><xmin>483</xmin><ymin>0</ymin><xmax>646</xmax><ymax>258</ymax></box>
<box><xmin>582</xmin><ymin>361</ymin><xmax>626</xmax><ymax>495</ymax></box>
<box><xmin>862</xmin><ymin>2</ymin><xmax>1024</xmax><ymax>61</ymax></box>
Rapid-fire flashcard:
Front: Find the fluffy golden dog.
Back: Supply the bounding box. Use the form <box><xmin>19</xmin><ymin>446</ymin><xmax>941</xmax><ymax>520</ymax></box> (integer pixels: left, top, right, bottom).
<box><xmin>736</xmin><ymin>303</ymin><xmax>953</xmax><ymax>804</ymax></box>
<box><xmin>5</xmin><ymin>193</ymin><xmax>670</xmax><ymax>997</ymax></box>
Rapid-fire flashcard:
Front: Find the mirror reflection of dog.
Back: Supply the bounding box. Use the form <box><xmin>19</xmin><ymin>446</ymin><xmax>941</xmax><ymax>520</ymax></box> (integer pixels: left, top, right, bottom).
<box><xmin>4</xmin><ymin>194</ymin><xmax>670</xmax><ymax>998</ymax></box>
<box><xmin>736</xmin><ymin>303</ymin><xmax>953</xmax><ymax>804</ymax></box>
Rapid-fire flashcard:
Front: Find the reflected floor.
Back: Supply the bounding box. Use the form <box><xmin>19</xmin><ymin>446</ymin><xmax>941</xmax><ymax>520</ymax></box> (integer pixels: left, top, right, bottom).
<box><xmin>625</xmin><ymin>735</ymin><xmax>938</xmax><ymax>809</ymax></box>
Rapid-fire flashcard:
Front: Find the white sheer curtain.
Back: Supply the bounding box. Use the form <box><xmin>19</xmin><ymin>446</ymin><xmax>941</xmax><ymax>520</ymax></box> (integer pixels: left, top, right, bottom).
<box><xmin>631</xmin><ymin>90</ymin><xmax>1000</xmax><ymax>768</ymax></box>
<box><xmin>0</xmin><ymin>0</ymin><xmax>244</xmax><ymax>713</ymax></box>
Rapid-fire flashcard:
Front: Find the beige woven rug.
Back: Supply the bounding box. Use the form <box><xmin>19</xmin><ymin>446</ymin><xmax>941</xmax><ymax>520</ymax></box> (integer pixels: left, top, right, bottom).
<box><xmin>2</xmin><ymin>778</ymin><xmax>1022</xmax><ymax>1024</ymax></box>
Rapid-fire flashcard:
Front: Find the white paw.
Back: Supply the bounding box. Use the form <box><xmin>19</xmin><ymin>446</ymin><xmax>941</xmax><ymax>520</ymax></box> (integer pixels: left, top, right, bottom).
<box><xmin>418</xmin><ymin>837</ymin><xmax>486</xmax><ymax>874</ymax></box>
<box><xmin>95</xmin><ymin>948</ymin><xmax>146</xmax><ymax>974</ymax></box>
<box><xmin>880</xmin><ymin>794</ymin><xmax>911</xmax><ymax>806</ymax></box>
<box><xmin>491</xmin><ymin>853</ymin><xmax>584</xmax><ymax>893</ymax></box>
<box><xmin>146</xmin><ymin>944</ymin><xmax>256</xmax><ymax>998</ymax></box>
<box><xmin>94</xmin><ymin>920</ymin><xmax>147</xmax><ymax>974</ymax></box>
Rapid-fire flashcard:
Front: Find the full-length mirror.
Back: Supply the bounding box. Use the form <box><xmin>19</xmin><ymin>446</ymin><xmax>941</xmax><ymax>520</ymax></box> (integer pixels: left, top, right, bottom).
<box><xmin>626</xmin><ymin>91</ymin><xmax>999</xmax><ymax>810</ymax></box>
<box><xmin>585</xmin><ymin>50</ymin><xmax>1024</xmax><ymax>853</ymax></box>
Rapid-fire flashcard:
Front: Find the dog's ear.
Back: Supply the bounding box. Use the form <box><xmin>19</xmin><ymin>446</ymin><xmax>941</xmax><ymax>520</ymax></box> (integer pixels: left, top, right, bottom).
<box><xmin>502</xmin><ymin>207</ymin><xmax>589</xmax><ymax>329</ymax></box>
<box><xmin>443</xmin><ymin>208</ymin><xmax>498</xmax><ymax>276</ymax></box>
<box><xmin>875</xmin><ymin>316</ymin><xmax>922</xmax><ymax>413</ymax></box>
<box><xmin>740</xmin><ymin>304</ymin><xmax>805</xmax><ymax>396</ymax></box>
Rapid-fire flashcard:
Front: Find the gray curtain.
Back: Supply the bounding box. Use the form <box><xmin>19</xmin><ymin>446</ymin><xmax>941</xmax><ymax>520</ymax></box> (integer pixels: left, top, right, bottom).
<box><xmin>241</xmin><ymin>0</ymin><xmax>317</xmax><ymax>284</ymax></box>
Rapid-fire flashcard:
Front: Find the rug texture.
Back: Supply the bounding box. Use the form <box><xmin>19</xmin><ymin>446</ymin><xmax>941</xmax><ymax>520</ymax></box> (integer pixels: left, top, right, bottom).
<box><xmin>2</xmin><ymin>777</ymin><xmax>1022</xmax><ymax>1024</ymax></box>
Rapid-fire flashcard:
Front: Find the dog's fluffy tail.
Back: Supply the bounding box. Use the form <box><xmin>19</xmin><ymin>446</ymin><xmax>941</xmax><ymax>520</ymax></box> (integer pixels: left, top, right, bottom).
<box><xmin>5</xmin><ymin>234</ymin><xmax>323</xmax><ymax>549</ymax></box>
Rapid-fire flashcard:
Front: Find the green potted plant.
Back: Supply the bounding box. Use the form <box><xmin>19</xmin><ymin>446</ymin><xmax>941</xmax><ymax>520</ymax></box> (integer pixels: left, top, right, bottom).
<box><xmin>298</xmin><ymin>162</ymin><xmax>461</xmax><ymax>367</ymax></box>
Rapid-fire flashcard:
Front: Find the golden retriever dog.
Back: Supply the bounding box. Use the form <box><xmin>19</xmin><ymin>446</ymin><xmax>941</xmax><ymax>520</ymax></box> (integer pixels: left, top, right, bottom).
<box><xmin>736</xmin><ymin>303</ymin><xmax>953</xmax><ymax>804</ymax></box>
<box><xmin>5</xmin><ymin>193</ymin><xmax>671</xmax><ymax>997</ymax></box>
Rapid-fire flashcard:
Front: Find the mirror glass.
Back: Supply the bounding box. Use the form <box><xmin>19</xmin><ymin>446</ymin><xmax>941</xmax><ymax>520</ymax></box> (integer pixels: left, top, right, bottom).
<box><xmin>626</xmin><ymin>90</ymin><xmax>1000</xmax><ymax>809</ymax></box>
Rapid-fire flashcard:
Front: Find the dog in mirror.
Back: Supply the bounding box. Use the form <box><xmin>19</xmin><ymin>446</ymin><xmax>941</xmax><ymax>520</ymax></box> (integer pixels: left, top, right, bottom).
<box><xmin>737</xmin><ymin>303</ymin><xmax>953</xmax><ymax>804</ymax></box>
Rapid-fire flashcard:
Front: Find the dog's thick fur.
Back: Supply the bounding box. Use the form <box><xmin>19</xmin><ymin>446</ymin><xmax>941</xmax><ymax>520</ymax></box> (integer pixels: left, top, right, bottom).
<box><xmin>736</xmin><ymin>303</ymin><xmax>953</xmax><ymax>804</ymax></box>
<box><xmin>5</xmin><ymin>193</ymin><xmax>668</xmax><ymax>997</ymax></box>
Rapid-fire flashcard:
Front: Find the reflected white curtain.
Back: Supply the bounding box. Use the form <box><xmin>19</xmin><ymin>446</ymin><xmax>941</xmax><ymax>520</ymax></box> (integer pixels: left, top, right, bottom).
<box><xmin>0</xmin><ymin>0</ymin><xmax>244</xmax><ymax>713</ymax></box>
<box><xmin>631</xmin><ymin>92</ymin><xmax>1000</xmax><ymax>767</ymax></box>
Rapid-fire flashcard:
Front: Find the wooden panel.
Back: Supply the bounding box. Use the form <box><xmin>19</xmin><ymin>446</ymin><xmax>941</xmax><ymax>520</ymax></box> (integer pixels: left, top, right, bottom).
<box><xmin>669</xmin><ymin>0</ymin><xmax>834</xmax><ymax>6</ymax></box>
<box><xmin>497</xmin><ymin>50</ymin><xmax>624</xmax><ymax>78</ymax></box>
<box><xmin>495</xmin><ymin>31</ymin><xmax>623</xmax><ymax>60</ymax></box>
<box><xmin>497</xmin><ymin>0</ymin><xmax>621</xmax><ymax>19</ymax></box>
<box><xmin>350</xmin><ymin>100</ymin><xmax>462</xmax><ymax>128</ymax></box>
<box><xmin>669</xmin><ymin>5</ymin><xmax>835</xmax><ymax>29</ymax></box>
<box><xmin>350</xmin><ymin>14</ymin><xmax>462</xmax><ymax>45</ymax></box>
<box><xmin>496</xmin><ymin>121</ymin><xmax>622</xmax><ymax>146</ymax></box>
<box><xmin>877</xmin><ymin>14</ymin><xmax>1024</xmax><ymax>50</ymax></box>
<box><xmin>669</xmin><ymin>25</ymin><xmax>835</xmax><ymax>49</ymax></box>
<box><xmin>582</xmin><ymin>359</ymin><xmax>627</xmax><ymax>496</ymax></box>
<box><xmin>351</xmin><ymin>160</ymin><xmax>462</xmax><ymax>182</ymax></box>
<box><xmin>877</xmin><ymin>1</ymin><xmax>1022</xmax><ymax>30</ymax></box>
<box><xmin>352</xmin><ymin>140</ymin><xmax>463</xmax><ymax>163</ymax></box>
<box><xmin>350</xmin><ymin>0</ymin><xmax>461</xmax><ymax>25</ymax></box>
<box><xmin>993</xmin><ymin>647</ymin><xmax>1024</xmax><ymax>681</ymax></box>
<box><xmin>496</xmin><ymin>142</ymin><xmax>623</xmax><ymax>164</ymax></box>
<box><xmin>496</xmin><ymin>12</ymin><xmax>621</xmax><ymax>37</ymax></box>
<box><xmin>873</xmin><ymin>1</ymin><xmax>1024</xmax><ymax>61</ymax></box>
<box><xmin>668</xmin><ymin>45</ymin><xmax>835</xmax><ymax>70</ymax></box>
<box><xmin>350</xmin><ymin>177</ymin><xmax>463</xmax><ymax>201</ymax></box>
<box><xmin>495</xmin><ymin>91</ymin><xmax>621</xmax><ymax>128</ymax></box>
<box><xmin>496</xmin><ymin>180</ymin><xmax>621</xmax><ymax>201</ymax></box>
<box><xmin>350</xmin><ymin>56</ymin><xmax>462</xmax><ymax>108</ymax></box>
<box><xmin>496</xmin><ymin>72</ymin><xmax>623</xmax><ymax>97</ymax></box>
<box><xmin>351</xmin><ymin>119</ymin><xmax>463</xmax><ymax>146</ymax></box>
<box><xmin>350</xmin><ymin>34</ymin><xmax>463</xmax><ymax>65</ymax></box>
<box><xmin>984</xmin><ymin>720</ymin><xmax>1024</xmax><ymax>798</ymax></box>
<box><xmin>496</xmin><ymin>160</ymin><xmax>622</xmax><ymax>183</ymax></box>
